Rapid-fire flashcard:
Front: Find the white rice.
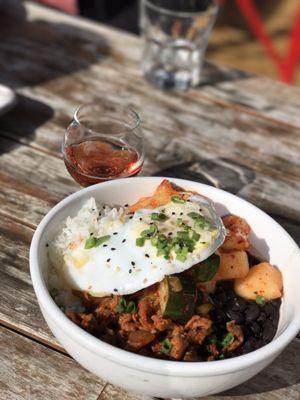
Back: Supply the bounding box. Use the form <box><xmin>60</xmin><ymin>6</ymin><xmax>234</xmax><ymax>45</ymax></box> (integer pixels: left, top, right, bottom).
<box><xmin>47</xmin><ymin>197</ymin><xmax>124</xmax><ymax>311</ymax></box>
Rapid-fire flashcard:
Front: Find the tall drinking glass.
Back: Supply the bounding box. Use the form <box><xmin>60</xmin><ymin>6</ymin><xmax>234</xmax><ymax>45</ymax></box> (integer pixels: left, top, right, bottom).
<box><xmin>140</xmin><ymin>0</ymin><xmax>219</xmax><ymax>90</ymax></box>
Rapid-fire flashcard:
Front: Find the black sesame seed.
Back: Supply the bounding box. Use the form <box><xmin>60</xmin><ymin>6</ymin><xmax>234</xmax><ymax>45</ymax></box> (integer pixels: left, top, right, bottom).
<box><xmin>106</xmin><ymin>258</ymin><xmax>111</xmax><ymax>262</ymax></box>
<box><xmin>103</xmin><ymin>206</ymin><xmax>106</xmax><ymax>209</ymax></box>
<box><xmin>139</xmin><ymin>217</ymin><xmax>143</xmax><ymax>221</ymax></box>
<box><xmin>90</xmin><ymin>232</ymin><xmax>93</xmax><ymax>236</ymax></box>
<box><xmin>129</xmin><ymin>216</ymin><xmax>133</xmax><ymax>219</ymax></box>
<box><xmin>180</xmin><ymin>212</ymin><xmax>183</xmax><ymax>216</ymax></box>
<box><xmin>113</xmin><ymin>232</ymin><xmax>118</xmax><ymax>235</ymax></box>
<box><xmin>111</xmin><ymin>248</ymin><xmax>116</xmax><ymax>251</ymax></box>
<box><xmin>103</xmin><ymin>244</ymin><xmax>108</xmax><ymax>247</ymax></box>
<box><xmin>92</xmin><ymin>209</ymin><xmax>95</xmax><ymax>211</ymax></box>
<box><xmin>122</xmin><ymin>239</ymin><xmax>126</xmax><ymax>243</ymax></box>
<box><xmin>150</xmin><ymin>222</ymin><xmax>154</xmax><ymax>225</ymax></box>
<box><xmin>45</xmin><ymin>243</ymin><xmax>49</xmax><ymax>247</ymax></box>
<box><xmin>168</xmin><ymin>232</ymin><xmax>172</xmax><ymax>236</ymax></box>
<box><xmin>187</xmin><ymin>199</ymin><xmax>191</xmax><ymax>202</ymax></box>
<box><xmin>131</xmin><ymin>261</ymin><xmax>135</xmax><ymax>266</ymax></box>
<box><xmin>99</xmin><ymin>212</ymin><xmax>102</xmax><ymax>216</ymax></box>
<box><xmin>113</xmin><ymin>288</ymin><xmax>118</xmax><ymax>292</ymax></box>
<box><xmin>125</xmin><ymin>204</ymin><xmax>129</xmax><ymax>207</ymax></box>
<box><xmin>129</xmin><ymin>269</ymin><xmax>132</xmax><ymax>273</ymax></box>
<box><xmin>145</xmin><ymin>254</ymin><xmax>150</xmax><ymax>258</ymax></box>
<box><xmin>172</xmin><ymin>212</ymin><xmax>176</xmax><ymax>215</ymax></box>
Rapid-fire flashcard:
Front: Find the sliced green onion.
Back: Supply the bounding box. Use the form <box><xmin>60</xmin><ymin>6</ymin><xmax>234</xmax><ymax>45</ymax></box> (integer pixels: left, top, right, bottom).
<box><xmin>161</xmin><ymin>339</ymin><xmax>172</xmax><ymax>355</ymax></box>
<box><xmin>221</xmin><ymin>332</ymin><xmax>234</xmax><ymax>347</ymax></box>
<box><xmin>187</xmin><ymin>212</ymin><xmax>211</xmax><ymax>230</ymax></box>
<box><xmin>116</xmin><ymin>297</ymin><xmax>127</xmax><ymax>313</ymax></box>
<box><xmin>187</xmin><ymin>212</ymin><xmax>201</xmax><ymax>220</ymax></box>
<box><xmin>195</xmin><ymin>217</ymin><xmax>211</xmax><ymax>230</ymax></box>
<box><xmin>176</xmin><ymin>218</ymin><xmax>184</xmax><ymax>227</ymax></box>
<box><xmin>171</xmin><ymin>196</ymin><xmax>186</xmax><ymax>204</ymax></box>
<box><xmin>177</xmin><ymin>231</ymin><xmax>190</xmax><ymax>240</ymax></box>
<box><xmin>175</xmin><ymin>246</ymin><xmax>188</xmax><ymax>262</ymax></box>
<box><xmin>255</xmin><ymin>295</ymin><xmax>266</xmax><ymax>305</ymax></box>
<box><xmin>141</xmin><ymin>223</ymin><xmax>158</xmax><ymax>238</ymax></box>
<box><xmin>192</xmin><ymin>230</ymin><xmax>200</xmax><ymax>241</ymax></box>
<box><xmin>151</xmin><ymin>212</ymin><xmax>168</xmax><ymax>221</ymax></box>
<box><xmin>151</xmin><ymin>236</ymin><xmax>158</xmax><ymax>246</ymax></box>
<box><xmin>125</xmin><ymin>301</ymin><xmax>137</xmax><ymax>313</ymax></box>
<box><xmin>208</xmin><ymin>334</ymin><xmax>217</xmax><ymax>344</ymax></box>
<box><xmin>85</xmin><ymin>235</ymin><xmax>110</xmax><ymax>249</ymax></box>
<box><xmin>136</xmin><ymin>237</ymin><xmax>145</xmax><ymax>247</ymax></box>
<box><xmin>84</xmin><ymin>237</ymin><xmax>97</xmax><ymax>249</ymax></box>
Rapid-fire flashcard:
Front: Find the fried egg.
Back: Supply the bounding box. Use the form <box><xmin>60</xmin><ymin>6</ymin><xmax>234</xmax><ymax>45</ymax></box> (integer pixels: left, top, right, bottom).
<box><xmin>50</xmin><ymin>195</ymin><xmax>225</xmax><ymax>296</ymax></box>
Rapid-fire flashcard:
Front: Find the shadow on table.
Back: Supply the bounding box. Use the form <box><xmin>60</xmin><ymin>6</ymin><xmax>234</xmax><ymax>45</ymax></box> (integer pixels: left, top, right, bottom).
<box><xmin>217</xmin><ymin>339</ymin><xmax>300</xmax><ymax>397</ymax></box>
<box><xmin>0</xmin><ymin>95</ymin><xmax>54</xmax><ymax>155</ymax></box>
<box><xmin>0</xmin><ymin>7</ymin><xmax>113</xmax><ymax>154</ymax></box>
<box><xmin>0</xmin><ymin>9</ymin><xmax>112</xmax><ymax>90</ymax></box>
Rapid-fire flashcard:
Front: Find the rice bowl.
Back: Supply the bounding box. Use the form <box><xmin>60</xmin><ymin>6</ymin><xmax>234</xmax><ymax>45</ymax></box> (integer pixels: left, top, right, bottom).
<box><xmin>30</xmin><ymin>177</ymin><xmax>300</xmax><ymax>398</ymax></box>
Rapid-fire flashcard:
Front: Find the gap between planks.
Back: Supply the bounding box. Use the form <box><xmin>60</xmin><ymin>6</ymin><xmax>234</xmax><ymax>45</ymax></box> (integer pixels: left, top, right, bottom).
<box><xmin>0</xmin><ymin>318</ymin><xmax>67</xmax><ymax>356</ymax></box>
<box><xmin>0</xmin><ymin>209</ymin><xmax>36</xmax><ymax>230</ymax></box>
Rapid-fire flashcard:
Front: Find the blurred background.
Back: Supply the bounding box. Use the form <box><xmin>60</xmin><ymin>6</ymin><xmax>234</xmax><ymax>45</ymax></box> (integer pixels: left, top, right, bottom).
<box><xmin>15</xmin><ymin>0</ymin><xmax>300</xmax><ymax>85</ymax></box>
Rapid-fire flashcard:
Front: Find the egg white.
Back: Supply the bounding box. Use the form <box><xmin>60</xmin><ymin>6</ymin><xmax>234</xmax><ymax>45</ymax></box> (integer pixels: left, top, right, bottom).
<box><xmin>51</xmin><ymin>196</ymin><xmax>225</xmax><ymax>296</ymax></box>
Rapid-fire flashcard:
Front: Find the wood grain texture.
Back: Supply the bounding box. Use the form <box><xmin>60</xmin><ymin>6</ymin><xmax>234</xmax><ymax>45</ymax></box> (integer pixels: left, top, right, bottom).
<box><xmin>0</xmin><ymin>2</ymin><xmax>299</xmax><ymax>400</ymax></box>
<box><xmin>0</xmin><ymin>214</ymin><xmax>62</xmax><ymax>349</ymax></box>
<box><xmin>0</xmin><ymin>326</ymin><xmax>105</xmax><ymax>400</ymax></box>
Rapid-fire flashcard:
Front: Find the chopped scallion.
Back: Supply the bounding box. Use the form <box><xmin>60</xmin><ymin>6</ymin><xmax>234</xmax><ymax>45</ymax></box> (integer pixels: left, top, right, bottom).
<box><xmin>255</xmin><ymin>295</ymin><xmax>266</xmax><ymax>305</ymax></box>
<box><xmin>221</xmin><ymin>332</ymin><xmax>234</xmax><ymax>347</ymax></box>
<box><xmin>136</xmin><ymin>237</ymin><xmax>145</xmax><ymax>247</ymax></box>
<box><xmin>171</xmin><ymin>196</ymin><xmax>186</xmax><ymax>204</ymax></box>
<box><xmin>161</xmin><ymin>339</ymin><xmax>172</xmax><ymax>355</ymax></box>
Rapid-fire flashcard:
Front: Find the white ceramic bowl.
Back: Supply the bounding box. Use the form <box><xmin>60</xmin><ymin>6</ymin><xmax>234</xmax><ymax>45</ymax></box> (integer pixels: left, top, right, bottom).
<box><xmin>30</xmin><ymin>177</ymin><xmax>300</xmax><ymax>398</ymax></box>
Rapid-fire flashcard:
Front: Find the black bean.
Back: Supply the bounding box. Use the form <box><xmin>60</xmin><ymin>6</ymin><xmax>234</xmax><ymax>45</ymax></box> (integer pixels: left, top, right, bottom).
<box><xmin>217</xmin><ymin>291</ymin><xmax>227</xmax><ymax>304</ymax></box>
<box><xmin>226</xmin><ymin>298</ymin><xmax>246</xmax><ymax>312</ymax></box>
<box><xmin>245</xmin><ymin>304</ymin><xmax>260</xmax><ymax>322</ymax></box>
<box><xmin>225</xmin><ymin>309</ymin><xmax>244</xmax><ymax>324</ymax></box>
<box><xmin>262</xmin><ymin>320</ymin><xmax>276</xmax><ymax>342</ymax></box>
<box><xmin>250</xmin><ymin>322</ymin><xmax>261</xmax><ymax>335</ymax></box>
<box><xmin>257</xmin><ymin>312</ymin><xmax>266</xmax><ymax>323</ymax></box>
<box><xmin>216</xmin><ymin>310</ymin><xmax>226</xmax><ymax>323</ymax></box>
<box><xmin>212</xmin><ymin>298</ymin><xmax>223</xmax><ymax>308</ymax></box>
<box><xmin>263</xmin><ymin>303</ymin><xmax>275</xmax><ymax>317</ymax></box>
<box><xmin>253</xmin><ymin>339</ymin><xmax>265</xmax><ymax>350</ymax></box>
<box><xmin>234</xmin><ymin>298</ymin><xmax>247</xmax><ymax>311</ymax></box>
<box><xmin>242</xmin><ymin>338</ymin><xmax>256</xmax><ymax>354</ymax></box>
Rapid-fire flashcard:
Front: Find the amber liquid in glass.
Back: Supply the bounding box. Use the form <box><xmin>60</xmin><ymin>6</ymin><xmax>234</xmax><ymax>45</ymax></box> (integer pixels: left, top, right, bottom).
<box><xmin>64</xmin><ymin>139</ymin><xmax>143</xmax><ymax>186</ymax></box>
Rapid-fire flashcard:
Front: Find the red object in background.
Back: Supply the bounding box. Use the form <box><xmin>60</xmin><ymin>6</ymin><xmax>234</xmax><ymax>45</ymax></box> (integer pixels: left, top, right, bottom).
<box><xmin>36</xmin><ymin>0</ymin><xmax>78</xmax><ymax>15</ymax></box>
<box><xmin>235</xmin><ymin>0</ymin><xmax>300</xmax><ymax>83</ymax></box>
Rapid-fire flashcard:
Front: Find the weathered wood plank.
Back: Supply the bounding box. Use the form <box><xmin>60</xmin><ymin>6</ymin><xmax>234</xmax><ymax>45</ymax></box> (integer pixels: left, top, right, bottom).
<box><xmin>1</xmin><ymin>1</ymin><xmax>299</xmax><ymax>130</ymax></box>
<box><xmin>0</xmin><ymin>326</ymin><xmax>105</xmax><ymax>400</ymax></box>
<box><xmin>0</xmin><ymin>214</ymin><xmax>61</xmax><ymax>349</ymax></box>
<box><xmin>0</xmin><ymin>132</ymin><xmax>299</xmax><ymax>245</ymax></box>
<box><xmin>99</xmin><ymin>339</ymin><xmax>300</xmax><ymax>400</ymax></box>
<box><xmin>200</xmin><ymin>77</ymin><xmax>300</xmax><ymax>128</ymax></box>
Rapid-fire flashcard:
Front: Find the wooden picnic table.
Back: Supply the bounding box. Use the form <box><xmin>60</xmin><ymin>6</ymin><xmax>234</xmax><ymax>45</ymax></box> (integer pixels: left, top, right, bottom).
<box><xmin>0</xmin><ymin>2</ymin><xmax>299</xmax><ymax>399</ymax></box>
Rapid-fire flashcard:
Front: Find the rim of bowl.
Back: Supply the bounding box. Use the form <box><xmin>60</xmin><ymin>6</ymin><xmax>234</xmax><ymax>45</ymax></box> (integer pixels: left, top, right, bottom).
<box><xmin>30</xmin><ymin>177</ymin><xmax>300</xmax><ymax>377</ymax></box>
